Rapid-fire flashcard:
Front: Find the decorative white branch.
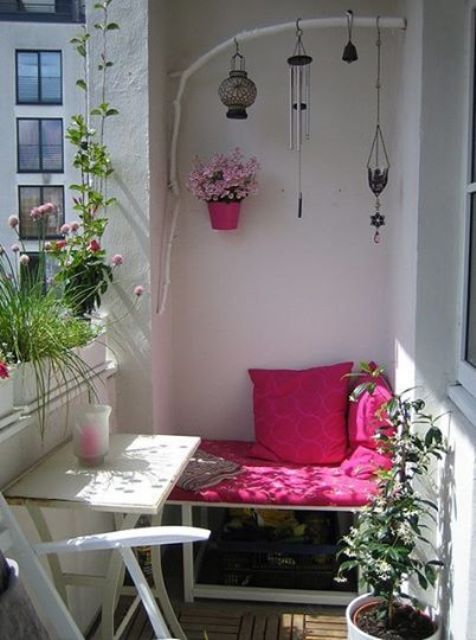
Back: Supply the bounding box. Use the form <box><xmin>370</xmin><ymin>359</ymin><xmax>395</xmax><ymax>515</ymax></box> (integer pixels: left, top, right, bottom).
<box><xmin>157</xmin><ymin>15</ymin><xmax>406</xmax><ymax>315</ymax></box>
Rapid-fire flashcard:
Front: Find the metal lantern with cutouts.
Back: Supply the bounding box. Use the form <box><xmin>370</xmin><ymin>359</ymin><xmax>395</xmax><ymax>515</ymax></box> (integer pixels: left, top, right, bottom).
<box><xmin>218</xmin><ymin>41</ymin><xmax>257</xmax><ymax>119</ymax></box>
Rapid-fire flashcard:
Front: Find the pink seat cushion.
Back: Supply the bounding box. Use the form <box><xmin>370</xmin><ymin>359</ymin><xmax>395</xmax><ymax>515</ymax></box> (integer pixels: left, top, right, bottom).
<box><xmin>249</xmin><ymin>362</ymin><xmax>353</xmax><ymax>464</ymax></box>
<box><xmin>168</xmin><ymin>440</ymin><xmax>380</xmax><ymax>508</ymax></box>
<box><xmin>347</xmin><ymin>364</ymin><xmax>393</xmax><ymax>450</ymax></box>
<box><xmin>341</xmin><ymin>445</ymin><xmax>392</xmax><ymax>480</ymax></box>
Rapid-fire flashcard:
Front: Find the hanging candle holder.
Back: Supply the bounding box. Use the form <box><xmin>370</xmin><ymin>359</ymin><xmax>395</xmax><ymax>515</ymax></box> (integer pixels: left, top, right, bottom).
<box><xmin>218</xmin><ymin>39</ymin><xmax>257</xmax><ymax>119</ymax></box>
<box><xmin>342</xmin><ymin>9</ymin><xmax>358</xmax><ymax>63</ymax></box>
<box><xmin>288</xmin><ymin>19</ymin><xmax>313</xmax><ymax>218</ymax></box>
<box><xmin>367</xmin><ymin>16</ymin><xmax>390</xmax><ymax>243</ymax></box>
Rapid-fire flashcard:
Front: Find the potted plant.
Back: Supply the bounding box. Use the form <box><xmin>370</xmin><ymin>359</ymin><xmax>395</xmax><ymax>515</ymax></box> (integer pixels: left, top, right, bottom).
<box><xmin>49</xmin><ymin>0</ymin><xmax>121</xmax><ymax>317</ymax></box>
<box><xmin>0</xmin><ymin>214</ymin><xmax>98</xmax><ymax>436</ymax></box>
<box><xmin>186</xmin><ymin>148</ymin><xmax>260</xmax><ymax>230</ymax></box>
<box><xmin>337</xmin><ymin>364</ymin><xmax>446</xmax><ymax>640</ymax></box>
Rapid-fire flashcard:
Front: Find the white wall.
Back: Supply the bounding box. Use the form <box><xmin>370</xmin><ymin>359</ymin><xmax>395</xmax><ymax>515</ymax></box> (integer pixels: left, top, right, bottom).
<box><xmin>164</xmin><ymin>0</ymin><xmax>403</xmax><ymax>440</ymax></box>
<box><xmin>149</xmin><ymin>0</ymin><xmax>175</xmax><ymax>435</ymax></box>
<box><xmin>410</xmin><ymin>1</ymin><xmax>476</xmax><ymax>638</ymax></box>
<box><xmin>88</xmin><ymin>0</ymin><xmax>154</xmax><ymax>434</ymax></box>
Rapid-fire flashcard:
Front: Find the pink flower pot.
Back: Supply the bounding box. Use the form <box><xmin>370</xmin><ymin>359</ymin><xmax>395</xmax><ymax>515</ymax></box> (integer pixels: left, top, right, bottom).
<box><xmin>207</xmin><ymin>201</ymin><xmax>241</xmax><ymax>230</ymax></box>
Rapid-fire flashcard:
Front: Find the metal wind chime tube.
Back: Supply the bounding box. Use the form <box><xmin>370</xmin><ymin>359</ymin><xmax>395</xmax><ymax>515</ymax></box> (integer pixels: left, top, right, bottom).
<box><xmin>367</xmin><ymin>16</ymin><xmax>390</xmax><ymax>243</ymax></box>
<box><xmin>288</xmin><ymin>19</ymin><xmax>312</xmax><ymax>218</ymax></box>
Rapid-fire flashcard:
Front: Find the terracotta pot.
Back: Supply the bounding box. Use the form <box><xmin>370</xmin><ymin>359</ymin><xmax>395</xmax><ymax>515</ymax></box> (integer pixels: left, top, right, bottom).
<box><xmin>207</xmin><ymin>201</ymin><xmax>241</xmax><ymax>230</ymax></box>
<box><xmin>346</xmin><ymin>593</ymin><xmax>441</xmax><ymax>640</ymax></box>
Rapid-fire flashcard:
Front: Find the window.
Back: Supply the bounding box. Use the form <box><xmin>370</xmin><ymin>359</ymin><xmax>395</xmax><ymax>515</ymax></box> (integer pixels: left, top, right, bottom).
<box><xmin>17</xmin><ymin>119</ymin><xmax>63</xmax><ymax>172</ymax></box>
<box><xmin>459</xmin><ymin>9</ymin><xmax>476</xmax><ymax>397</ymax></box>
<box><xmin>18</xmin><ymin>186</ymin><xmax>64</xmax><ymax>240</ymax></box>
<box><xmin>20</xmin><ymin>252</ymin><xmax>59</xmax><ymax>293</ymax></box>
<box><xmin>16</xmin><ymin>50</ymin><xmax>62</xmax><ymax>104</ymax></box>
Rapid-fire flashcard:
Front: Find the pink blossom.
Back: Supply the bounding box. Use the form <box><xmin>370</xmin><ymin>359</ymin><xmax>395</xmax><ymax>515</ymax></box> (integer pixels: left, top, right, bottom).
<box><xmin>134</xmin><ymin>285</ymin><xmax>145</xmax><ymax>297</ymax></box>
<box><xmin>11</xmin><ymin>244</ymin><xmax>20</xmax><ymax>253</ymax></box>
<box><xmin>70</xmin><ymin>221</ymin><xmax>80</xmax><ymax>233</ymax></box>
<box><xmin>186</xmin><ymin>148</ymin><xmax>260</xmax><ymax>203</ymax></box>
<box><xmin>89</xmin><ymin>239</ymin><xmax>101</xmax><ymax>253</ymax></box>
<box><xmin>42</xmin><ymin>202</ymin><xmax>56</xmax><ymax>214</ymax></box>
<box><xmin>111</xmin><ymin>254</ymin><xmax>124</xmax><ymax>266</ymax></box>
<box><xmin>0</xmin><ymin>362</ymin><xmax>8</xmax><ymax>380</ymax></box>
<box><xmin>30</xmin><ymin>207</ymin><xmax>42</xmax><ymax>220</ymax></box>
<box><xmin>60</xmin><ymin>223</ymin><xmax>71</xmax><ymax>235</ymax></box>
<box><xmin>44</xmin><ymin>241</ymin><xmax>52</xmax><ymax>251</ymax></box>
<box><xmin>19</xmin><ymin>254</ymin><xmax>30</xmax><ymax>266</ymax></box>
<box><xmin>8</xmin><ymin>215</ymin><xmax>19</xmax><ymax>229</ymax></box>
<box><xmin>55</xmin><ymin>240</ymin><xmax>66</xmax><ymax>250</ymax></box>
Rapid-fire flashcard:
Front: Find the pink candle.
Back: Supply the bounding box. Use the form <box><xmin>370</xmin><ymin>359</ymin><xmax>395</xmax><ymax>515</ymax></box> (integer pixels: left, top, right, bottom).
<box><xmin>79</xmin><ymin>424</ymin><xmax>101</xmax><ymax>458</ymax></box>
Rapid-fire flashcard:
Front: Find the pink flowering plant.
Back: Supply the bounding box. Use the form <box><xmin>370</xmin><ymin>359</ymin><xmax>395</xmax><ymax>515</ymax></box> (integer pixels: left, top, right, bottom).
<box><xmin>186</xmin><ymin>148</ymin><xmax>260</xmax><ymax>203</ymax></box>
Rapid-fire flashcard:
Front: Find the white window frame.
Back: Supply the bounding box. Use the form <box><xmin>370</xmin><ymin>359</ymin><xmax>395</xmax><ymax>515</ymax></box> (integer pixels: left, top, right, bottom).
<box><xmin>457</xmin><ymin>6</ymin><xmax>476</xmax><ymax>400</ymax></box>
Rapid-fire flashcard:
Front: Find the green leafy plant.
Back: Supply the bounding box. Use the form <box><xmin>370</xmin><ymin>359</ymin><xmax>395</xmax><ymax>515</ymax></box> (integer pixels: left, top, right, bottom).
<box><xmin>50</xmin><ymin>0</ymin><xmax>120</xmax><ymax>317</ymax></box>
<box><xmin>337</xmin><ymin>363</ymin><xmax>446</xmax><ymax>638</ymax></box>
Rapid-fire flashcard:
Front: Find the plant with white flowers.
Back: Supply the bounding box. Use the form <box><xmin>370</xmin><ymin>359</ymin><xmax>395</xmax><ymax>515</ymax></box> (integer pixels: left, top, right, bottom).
<box><xmin>337</xmin><ymin>364</ymin><xmax>446</xmax><ymax>639</ymax></box>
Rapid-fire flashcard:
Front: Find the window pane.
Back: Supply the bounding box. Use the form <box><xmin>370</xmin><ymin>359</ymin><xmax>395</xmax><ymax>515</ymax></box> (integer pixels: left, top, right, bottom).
<box><xmin>17</xmin><ymin>52</ymin><xmax>39</xmax><ymax>103</ymax></box>
<box><xmin>19</xmin><ymin>186</ymin><xmax>64</xmax><ymax>239</ymax></box>
<box><xmin>42</xmin><ymin>186</ymin><xmax>64</xmax><ymax>236</ymax></box>
<box><xmin>40</xmin><ymin>52</ymin><xmax>61</xmax><ymax>103</ymax></box>
<box><xmin>24</xmin><ymin>0</ymin><xmax>56</xmax><ymax>13</ymax></box>
<box><xmin>41</xmin><ymin>120</ymin><xmax>63</xmax><ymax>171</ymax></box>
<box><xmin>18</xmin><ymin>119</ymin><xmax>40</xmax><ymax>171</ymax></box>
<box><xmin>466</xmin><ymin>193</ymin><xmax>476</xmax><ymax>366</ymax></box>
<box><xmin>19</xmin><ymin>186</ymin><xmax>41</xmax><ymax>238</ymax></box>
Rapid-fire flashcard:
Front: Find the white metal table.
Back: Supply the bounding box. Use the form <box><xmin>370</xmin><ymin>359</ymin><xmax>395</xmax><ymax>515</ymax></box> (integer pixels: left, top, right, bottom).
<box><xmin>4</xmin><ymin>433</ymin><xmax>201</xmax><ymax>640</ymax></box>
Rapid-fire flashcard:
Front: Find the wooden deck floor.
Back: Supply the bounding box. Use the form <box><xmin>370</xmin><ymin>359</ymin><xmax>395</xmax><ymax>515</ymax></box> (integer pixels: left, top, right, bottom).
<box><xmin>110</xmin><ymin>600</ymin><xmax>347</xmax><ymax>640</ymax></box>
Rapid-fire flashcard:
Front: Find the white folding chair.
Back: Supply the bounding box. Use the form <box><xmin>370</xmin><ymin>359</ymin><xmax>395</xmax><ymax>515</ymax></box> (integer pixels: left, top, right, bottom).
<box><xmin>0</xmin><ymin>491</ymin><xmax>210</xmax><ymax>639</ymax></box>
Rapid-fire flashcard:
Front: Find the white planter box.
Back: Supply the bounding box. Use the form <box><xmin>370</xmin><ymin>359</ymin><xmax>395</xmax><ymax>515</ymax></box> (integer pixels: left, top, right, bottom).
<box><xmin>0</xmin><ymin>376</ymin><xmax>14</xmax><ymax>418</ymax></box>
<box><xmin>13</xmin><ymin>362</ymin><xmax>46</xmax><ymax>406</ymax></box>
<box><xmin>346</xmin><ymin>594</ymin><xmax>441</xmax><ymax>640</ymax></box>
<box><xmin>77</xmin><ymin>336</ymin><xmax>107</xmax><ymax>371</ymax></box>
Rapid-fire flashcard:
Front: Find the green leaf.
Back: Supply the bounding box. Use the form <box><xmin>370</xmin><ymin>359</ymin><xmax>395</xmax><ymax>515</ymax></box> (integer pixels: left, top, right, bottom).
<box><xmin>106</xmin><ymin>108</ymin><xmax>119</xmax><ymax>116</ymax></box>
<box><xmin>76</xmin><ymin>79</ymin><xmax>87</xmax><ymax>91</ymax></box>
<box><xmin>107</xmin><ymin>22</ymin><xmax>120</xmax><ymax>30</ymax></box>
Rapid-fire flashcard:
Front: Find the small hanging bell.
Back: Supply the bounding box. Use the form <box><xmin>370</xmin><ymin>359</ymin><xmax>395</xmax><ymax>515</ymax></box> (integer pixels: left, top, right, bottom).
<box><xmin>342</xmin><ymin>10</ymin><xmax>358</xmax><ymax>63</ymax></box>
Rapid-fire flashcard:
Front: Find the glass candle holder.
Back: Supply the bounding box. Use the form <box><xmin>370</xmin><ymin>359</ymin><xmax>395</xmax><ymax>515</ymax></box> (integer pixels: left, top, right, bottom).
<box><xmin>73</xmin><ymin>404</ymin><xmax>111</xmax><ymax>466</ymax></box>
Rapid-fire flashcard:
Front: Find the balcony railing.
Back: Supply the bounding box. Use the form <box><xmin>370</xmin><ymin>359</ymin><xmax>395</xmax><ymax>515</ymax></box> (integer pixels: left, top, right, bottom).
<box><xmin>0</xmin><ymin>0</ymin><xmax>84</xmax><ymax>23</ymax></box>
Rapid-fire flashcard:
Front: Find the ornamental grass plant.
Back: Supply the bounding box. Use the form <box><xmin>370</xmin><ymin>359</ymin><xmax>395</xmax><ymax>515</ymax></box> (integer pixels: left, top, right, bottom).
<box><xmin>337</xmin><ymin>363</ymin><xmax>446</xmax><ymax>640</ymax></box>
<box><xmin>0</xmin><ymin>214</ymin><xmax>98</xmax><ymax>437</ymax></box>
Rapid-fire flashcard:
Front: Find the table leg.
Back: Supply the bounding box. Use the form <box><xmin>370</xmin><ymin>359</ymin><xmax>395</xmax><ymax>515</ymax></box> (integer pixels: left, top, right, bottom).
<box><xmin>101</xmin><ymin>512</ymin><xmax>140</xmax><ymax>640</ymax></box>
<box><xmin>182</xmin><ymin>504</ymin><xmax>195</xmax><ymax>603</ymax></box>
<box><xmin>150</xmin><ymin>510</ymin><xmax>186</xmax><ymax>640</ymax></box>
<box><xmin>26</xmin><ymin>503</ymin><xmax>69</xmax><ymax>606</ymax></box>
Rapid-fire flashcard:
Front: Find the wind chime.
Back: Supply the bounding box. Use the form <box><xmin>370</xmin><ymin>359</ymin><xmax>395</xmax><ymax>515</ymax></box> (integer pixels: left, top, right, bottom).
<box><xmin>367</xmin><ymin>16</ymin><xmax>390</xmax><ymax>243</ymax></box>
<box><xmin>288</xmin><ymin>20</ymin><xmax>313</xmax><ymax>219</ymax></box>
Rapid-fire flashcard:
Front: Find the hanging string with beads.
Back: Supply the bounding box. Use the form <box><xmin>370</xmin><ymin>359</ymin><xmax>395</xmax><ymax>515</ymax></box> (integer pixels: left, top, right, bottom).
<box><xmin>366</xmin><ymin>16</ymin><xmax>390</xmax><ymax>243</ymax></box>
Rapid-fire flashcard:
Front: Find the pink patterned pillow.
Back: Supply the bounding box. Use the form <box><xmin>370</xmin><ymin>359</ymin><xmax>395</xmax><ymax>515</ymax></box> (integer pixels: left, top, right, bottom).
<box><xmin>249</xmin><ymin>362</ymin><xmax>353</xmax><ymax>464</ymax></box>
<box><xmin>347</xmin><ymin>363</ymin><xmax>393</xmax><ymax>451</ymax></box>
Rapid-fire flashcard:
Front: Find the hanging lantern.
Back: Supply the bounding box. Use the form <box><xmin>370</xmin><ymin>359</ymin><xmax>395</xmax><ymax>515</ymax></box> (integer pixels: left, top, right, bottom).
<box><xmin>367</xmin><ymin>16</ymin><xmax>390</xmax><ymax>243</ymax></box>
<box><xmin>342</xmin><ymin>10</ymin><xmax>358</xmax><ymax>63</ymax></box>
<box><xmin>288</xmin><ymin>19</ymin><xmax>313</xmax><ymax>218</ymax></box>
<box><xmin>218</xmin><ymin>40</ymin><xmax>257</xmax><ymax>119</ymax></box>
